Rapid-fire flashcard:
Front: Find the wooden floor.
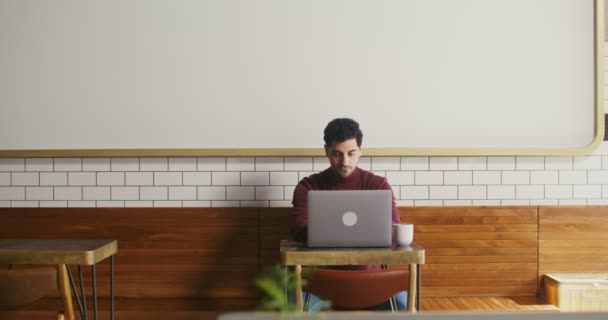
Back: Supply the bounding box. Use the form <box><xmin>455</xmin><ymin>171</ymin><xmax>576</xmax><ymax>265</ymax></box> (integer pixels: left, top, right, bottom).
<box><xmin>422</xmin><ymin>297</ymin><xmax>558</xmax><ymax>312</ymax></box>
<box><xmin>0</xmin><ymin>296</ymin><xmax>559</xmax><ymax>320</ymax></box>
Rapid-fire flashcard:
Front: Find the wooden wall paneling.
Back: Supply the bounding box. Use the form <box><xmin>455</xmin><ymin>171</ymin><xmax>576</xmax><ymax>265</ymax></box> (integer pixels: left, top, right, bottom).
<box><xmin>259</xmin><ymin>208</ymin><xmax>292</xmax><ymax>268</ymax></box>
<box><xmin>8</xmin><ymin>205</ymin><xmax>608</xmax><ymax>317</ymax></box>
<box><xmin>0</xmin><ymin>208</ymin><xmax>261</xmax><ymax>314</ymax></box>
<box><xmin>539</xmin><ymin>206</ymin><xmax>608</xmax><ymax>278</ymax></box>
<box><xmin>400</xmin><ymin>206</ymin><xmax>539</xmax><ymax>297</ymax></box>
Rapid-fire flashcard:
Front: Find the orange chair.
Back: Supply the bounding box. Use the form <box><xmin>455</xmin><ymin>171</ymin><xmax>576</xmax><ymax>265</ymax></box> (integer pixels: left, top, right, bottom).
<box><xmin>302</xmin><ymin>268</ymin><xmax>409</xmax><ymax>311</ymax></box>
<box><xmin>0</xmin><ymin>267</ymin><xmax>64</xmax><ymax>320</ymax></box>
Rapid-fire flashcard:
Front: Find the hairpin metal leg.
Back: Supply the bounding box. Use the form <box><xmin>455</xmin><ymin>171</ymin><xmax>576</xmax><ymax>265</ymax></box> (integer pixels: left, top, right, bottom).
<box><xmin>78</xmin><ymin>265</ymin><xmax>88</xmax><ymax>320</ymax></box>
<box><xmin>66</xmin><ymin>265</ymin><xmax>86</xmax><ymax>320</ymax></box>
<box><xmin>92</xmin><ymin>264</ymin><xmax>98</xmax><ymax>320</ymax></box>
<box><xmin>303</xmin><ymin>292</ymin><xmax>311</xmax><ymax>312</ymax></box>
<box><xmin>389</xmin><ymin>296</ymin><xmax>396</xmax><ymax>313</ymax></box>
<box><xmin>111</xmin><ymin>256</ymin><xmax>115</xmax><ymax>320</ymax></box>
<box><xmin>417</xmin><ymin>264</ymin><xmax>421</xmax><ymax>311</ymax></box>
<box><xmin>380</xmin><ymin>264</ymin><xmax>397</xmax><ymax>312</ymax></box>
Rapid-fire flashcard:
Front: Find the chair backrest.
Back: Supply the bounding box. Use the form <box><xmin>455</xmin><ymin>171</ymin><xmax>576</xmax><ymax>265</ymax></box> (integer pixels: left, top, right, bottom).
<box><xmin>303</xmin><ymin>268</ymin><xmax>409</xmax><ymax>310</ymax></box>
<box><xmin>0</xmin><ymin>267</ymin><xmax>59</xmax><ymax>309</ymax></box>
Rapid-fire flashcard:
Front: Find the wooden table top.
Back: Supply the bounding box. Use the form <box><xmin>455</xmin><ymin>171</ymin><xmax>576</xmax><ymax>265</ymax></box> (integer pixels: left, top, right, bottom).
<box><xmin>0</xmin><ymin>239</ymin><xmax>117</xmax><ymax>265</ymax></box>
<box><xmin>280</xmin><ymin>240</ymin><xmax>425</xmax><ymax>266</ymax></box>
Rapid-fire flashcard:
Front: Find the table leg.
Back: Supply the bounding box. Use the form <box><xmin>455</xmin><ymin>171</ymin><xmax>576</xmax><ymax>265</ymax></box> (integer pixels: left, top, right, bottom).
<box><xmin>65</xmin><ymin>265</ymin><xmax>85</xmax><ymax>319</ymax></box>
<box><xmin>78</xmin><ymin>266</ymin><xmax>87</xmax><ymax>320</ymax></box>
<box><xmin>417</xmin><ymin>264</ymin><xmax>421</xmax><ymax>311</ymax></box>
<box><xmin>407</xmin><ymin>263</ymin><xmax>417</xmax><ymax>312</ymax></box>
<box><xmin>111</xmin><ymin>255</ymin><xmax>115</xmax><ymax>320</ymax></box>
<box><xmin>92</xmin><ymin>264</ymin><xmax>98</xmax><ymax>320</ymax></box>
<box><xmin>58</xmin><ymin>264</ymin><xmax>75</xmax><ymax>320</ymax></box>
<box><xmin>294</xmin><ymin>264</ymin><xmax>303</xmax><ymax>312</ymax></box>
<box><xmin>381</xmin><ymin>264</ymin><xmax>396</xmax><ymax>311</ymax></box>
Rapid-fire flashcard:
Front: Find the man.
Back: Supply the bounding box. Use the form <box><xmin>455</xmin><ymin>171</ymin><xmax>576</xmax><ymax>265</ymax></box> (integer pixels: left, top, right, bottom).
<box><xmin>291</xmin><ymin>117</ymin><xmax>406</xmax><ymax>310</ymax></box>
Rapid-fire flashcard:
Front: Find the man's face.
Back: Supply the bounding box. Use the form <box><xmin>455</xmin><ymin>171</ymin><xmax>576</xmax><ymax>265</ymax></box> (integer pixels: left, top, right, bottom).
<box><xmin>325</xmin><ymin>138</ymin><xmax>361</xmax><ymax>178</ymax></box>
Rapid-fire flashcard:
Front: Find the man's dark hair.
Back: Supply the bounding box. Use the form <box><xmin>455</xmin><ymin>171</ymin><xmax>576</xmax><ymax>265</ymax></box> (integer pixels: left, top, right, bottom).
<box><xmin>323</xmin><ymin>118</ymin><xmax>363</xmax><ymax>147</ymax></box>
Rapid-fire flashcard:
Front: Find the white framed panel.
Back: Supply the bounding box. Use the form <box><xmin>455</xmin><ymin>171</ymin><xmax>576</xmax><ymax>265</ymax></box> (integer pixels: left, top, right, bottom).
<box><xmin>0</xmin><ymin>0</ymin><xmax>603</xmax><ymax>156</ymax></box>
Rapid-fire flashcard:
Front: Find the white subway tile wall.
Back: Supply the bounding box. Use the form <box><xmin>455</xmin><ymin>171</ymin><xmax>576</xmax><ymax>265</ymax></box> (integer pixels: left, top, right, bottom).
<box><xmin>183</xmin><ymin>172</ymin><xmax>211</xmax><ymax>186</ymax></box>
<box><xmin>459</xmin><ymin>186</ymin><xmax>486</xmax><ymax>200</ymax></box>
<box><xmin>416</xmin><ymin>171</ymin><xmax>443</xmax><ymax>185</ymax></box>
<box><xmin>227</xmin><ymin>186</ymin><xmax>255</xmax><ymax>200</ymax></box>
<box><xmin>3</xmin><ymin>151</ymin><xmax>608</xmax><ymax>207</ymax></box>
<box><xmin>516</xmin><ymin>157</ymin><xmax>544</xmax><ymax>170</ymax></box>
<box><xmin>12</xmin><ymin>173</ymin><xmax>39</xmax><ymax>186</ymax></box>
<box><xmin>270</xmin><ymin>172</ymin><xmax>299</xmax><ymax>186</ymax></box>
<box><xmin>111</xmin><ymin>158</ymin><xmax>139</xmax><ymax>171</ymax></box>
<box><xmin>487</xmin><ymin>185</ymin><xmax>515</xmax><ymax>200</ymax></box>
<box><xmin>97</xmin><ymin>172</ymin><xmax>125</xmax><ymax>186</ymax></box>
<box><xmin>284</xmin><ymin>186</ymin><xmax>295</xmax><ymax>202</ymax></box>
<box><xmin>154</xmin><ymin>172</ymin><xmax>182</xmax><ymax>186</ymax></box>
<box><xmin>40</xmin><ymin>173</ymin><xmax>68</xmax><ymax>186</ymax></box>
<box><xmin>372</xmin><ymin>157</ymin><xmax>400</xmax><ymax>170</ymax></box>
<box><xmin>430</xmin><ymin>186</ymin><xmax>457</xmax><ymax>200</ymax></box>
<box><xmin>0</xmin><ymin>159</ymin><xmax>24</xmax><ymax>171</ymax></box>
<box><xmin>227</xmin><ymin>158</ymin><xmax>254</xmax><ymax>171</ymax></box>
<box><xmin>126</xmin><ymin>172</ymin><xmax>154</xmax><ymax>186</ymax></box>
<box><xmin>169</xmin><ymin>157</ymin><xmax>197</xmax><ymax>171</ymax></box>
<box><xmin>487</xmin><ymin>157</ymin><xmax>515</xmax><ymax>170</ymax></box>
<box><xmin>25</xmin><ymin>159</ymin><xmax>53</xmax><ymax>172</ymax></box>
<box><xmin>430</xmin><ymin>157</ymin><xmax>458</xmax><ymax>170</ymax></box>
<box><xmin>284</xmin><ymin>157</ymin><xmax>313</xmax><ymax>171</ymax></box>
<box><xmin>169</xmin><ymin>186</ymin><xmax>197</xmax><ymax>200</ymax></box>
<box><xmin>141</xmin><ymin>187</ymin><xmax>168</xmax><ymax>200</ymax></box>
<box><xmin>140</xmin><ymin>158</ymin><xmax>168</xmax><ymax>171</ymax></box>
<box><xmin>198</xmin><ymin>186</ymin><xmax>226</xmax><ymax>201</ymax></box>
<box><xmin>473</xmin><ymin>171</ymin><xmax>500</xmax><ymax>185</ymax></box>
<box><xmin>357</xmin><ymin>157</ymin><xmax>372</xmax><ymax>170</ymax></box>
<box><xmin>26</xmin><ymin>187</ymin><xmax>53</xmax><ymax>200</ymax></box>
<box><xmin>241</xmin><ymin>172</ymin><xmax>270</xmax><ymax>186</ymax></box>
<box><xmin>212</xmin><ymin>172</ymin><xmax>240</xmax><ymax>186</ymax></box>
<box><xmin>54</xmin><ymin>158</ymin><xmax>82</xmax><ymax>172</ymax></box>
<box><xmin>68</xmin><ymin>172</ymin><xmax>96</xmax><ymax>186</ymax></box>
<box><xmin>83</xmin><ymin>158</ymin><xmax>111</xmax><ymax>172</ymax></box>
<box><xmin>54</xmin><ymin>187</ymin><xmax>82</xmax><ymax>201</ymax></box>
<box><xmin>458</xmin><ymin>157</ymin><xmax>486</xmax><ymax>170</ymax></box>
<box><xmin>402</xmin><ymin>157</ymin><xmax>429</xmax><ymax>170</ymax></box>
<box><xmin>39</xmin><ymin>201</ymin><xmax>67</xmax><ymax>208</ymax></box>
<box><xmin>83</xmin><ymin>187</ymin><xmax>110</xmax><ymax>201</ymax></box>
<box><xmin>256</xmin><ymin>157</ymin><xmax>284</xmax><ymax>171</ymax></box>
<box><xmin>112</xmin><ymin>187</ymin><xmax>140</xmax><ymax>201</ymax></box>
<box><xmin>0</xmin><ymin>173</ymin><xmax>10</xmax><ymax>186</ymax></box>
<box><xmin>386</xmin><ymin>171</ymin><xmax>415</xmax><ymax>185</ymax></box>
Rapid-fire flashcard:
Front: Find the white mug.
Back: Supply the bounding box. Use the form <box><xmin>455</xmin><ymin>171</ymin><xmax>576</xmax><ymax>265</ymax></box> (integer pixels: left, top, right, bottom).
<box><xmin>393</xmin><ymin>223</ymin><xmax>414</xmax><ymax>246</ymax></box>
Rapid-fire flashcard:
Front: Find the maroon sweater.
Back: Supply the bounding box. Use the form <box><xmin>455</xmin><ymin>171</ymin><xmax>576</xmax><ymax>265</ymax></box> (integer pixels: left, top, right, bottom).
<box><xmin>291</xmin><ymin>167</ymin><xmax>400</xmax><ymax>270</ymax></box>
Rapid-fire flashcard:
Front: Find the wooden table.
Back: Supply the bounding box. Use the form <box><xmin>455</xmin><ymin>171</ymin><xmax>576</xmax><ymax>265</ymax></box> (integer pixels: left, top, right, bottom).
<box><xmin>280</xmin><ymin>240</ymin><xmax>425</xmax><ymax>312</ymax></box>
<box><xmin>0</xmin><ymin>239</ymin><xmax>118</xmax><ymax>320</ymax></box>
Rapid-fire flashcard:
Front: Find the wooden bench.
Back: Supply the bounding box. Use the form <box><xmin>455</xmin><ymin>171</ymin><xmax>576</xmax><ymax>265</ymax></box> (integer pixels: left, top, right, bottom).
<box><xmin>259</xmin><ymin>206</ymin><xmax>554</xmax><ymax>312</ymax></box>
<box><xmin>6</xmin><ymin>205</ymin><xmax>607</xmax><ymax>318</ymax></box>
<box><xmin>0</xmin><ymin>208</ymin><xmax>261</xmax><ymax>320</ymax></box>
<box><xmin>399</xmin><ymin>206</ymin><xmax>539</xmax><ymax>297</ymax></box>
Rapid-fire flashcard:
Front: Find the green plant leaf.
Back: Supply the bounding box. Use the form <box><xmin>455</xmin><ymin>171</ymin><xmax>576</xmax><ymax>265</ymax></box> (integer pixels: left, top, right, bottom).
<box><xmin>254</xmin><ymin>265</ymin><xmax>297</xmax><ymax>312</ymax></box>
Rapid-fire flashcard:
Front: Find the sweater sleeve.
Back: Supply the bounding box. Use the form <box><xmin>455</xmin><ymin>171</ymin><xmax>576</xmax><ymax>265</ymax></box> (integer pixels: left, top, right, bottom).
<box><xmin>291</xmin><ymin>179</ymin><xmax>311</xmax><ymax>242</ymax></box>
<box><xmin>377</xmin><ymin>177</ymin><xmax>400</xmax><ymax>225</ymax></box>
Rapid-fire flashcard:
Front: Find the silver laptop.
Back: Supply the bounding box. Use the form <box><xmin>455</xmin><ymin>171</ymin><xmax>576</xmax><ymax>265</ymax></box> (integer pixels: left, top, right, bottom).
<box><xmin>307</xmin><ymin>190</ymin><xmax>392</xmax><ymax>248</ymax></box>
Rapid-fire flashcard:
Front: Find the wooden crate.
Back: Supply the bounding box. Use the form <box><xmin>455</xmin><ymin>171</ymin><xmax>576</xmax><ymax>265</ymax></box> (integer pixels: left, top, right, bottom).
<box><xmin>544</xmin><ymin>274</ymin><xmax>608</xmax><ymax>311</ymax></box>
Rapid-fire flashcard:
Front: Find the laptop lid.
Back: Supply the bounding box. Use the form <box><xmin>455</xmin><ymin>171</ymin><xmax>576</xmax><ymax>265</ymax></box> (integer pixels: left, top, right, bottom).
<box><xmin>307</xmin><ymin>190</ymin><xmax>392</xmax><ymax>248</ymax></box>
